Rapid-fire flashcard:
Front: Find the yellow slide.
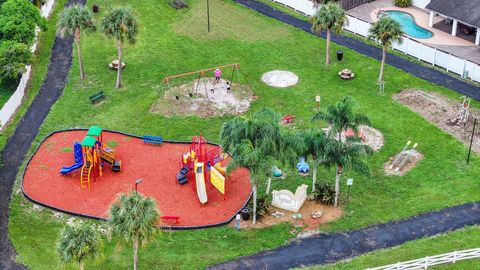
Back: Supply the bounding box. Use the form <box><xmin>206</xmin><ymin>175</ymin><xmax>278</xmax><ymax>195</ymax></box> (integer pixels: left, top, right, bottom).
<box><xmin>195</xmin><ymin>162</ymin><xmax>208</xmax><ymax>205</ymax></box>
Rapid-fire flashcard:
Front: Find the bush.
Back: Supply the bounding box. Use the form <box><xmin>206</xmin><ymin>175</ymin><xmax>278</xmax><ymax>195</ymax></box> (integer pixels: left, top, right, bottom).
<box><xmin>169</xmin><ymin>0</ymin><xmax>188</xmax><ymax>9</ymax></box>
<box><xmin>0</xmin><ymin>0</ymin><xmax>47</xmax><ymax>45</ymax></box>
<box><xmin>394</xmin><ymin>0</ymin><xmax>412</xmax><ymax>7</ymax></box>
<box><xmin>313</xmin><ymin>183</ymin><xmax>335</xmax><ymax>205</ymax></box>
<box><xmin>248</xmin><ymin>193</ymin><xmax>270</xmax><ymax>220</ymax></box>
<box><xmin>0</xmin><ymin>41</ymin><xmax>32</xmax><ymax>82</ymax></box>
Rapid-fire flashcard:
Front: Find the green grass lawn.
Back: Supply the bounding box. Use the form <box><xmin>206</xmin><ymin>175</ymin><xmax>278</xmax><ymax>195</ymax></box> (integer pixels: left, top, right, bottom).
<box><xmin>7</xmin><ymin>0</ymin><xmax>480</xmax><ymax>269</ymax></box>
<box><xmin>305</xmin><ymin>225</ymin><xmax>480</xmax><ymax>269</ymax></box>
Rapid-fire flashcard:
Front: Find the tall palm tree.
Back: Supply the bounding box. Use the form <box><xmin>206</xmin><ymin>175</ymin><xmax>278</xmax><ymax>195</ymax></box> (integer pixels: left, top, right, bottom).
<box><xmin>368</xmin><ymin>16</ymin><xmax>403</xmax><ymax>82</ymax></box>
<box><xmin>310</xmin><ymin>2</ymin><xmax>347</xmax><ymax>64</ymax></box>
<box><xmin>109</xmin><ymin>192</ymin><xmax>159</xmax><ymax>270</ymax></box>
<box><xmin>312</xmin><ymin>96</ymin><xmax>371</xmax><ymax>142</ymax></box>
<box><xmin>300</xmin><ymin>129</ymin><xmax>328</xmax><ymax>193</ymax></box>
<box><xmin>57</xmin><ymin>4</ymin><xmax>96</xmax><ymax>80</ymax></box>
<box><xmin>320</xmin><ymin>139</ymin><xmax>371</xmax><ymax>207</ymax></box>
<box><xmin>220</xmin><ymin>108</ymin><xmax>301</xmax><ymax>224</ymax></box>
<box><xmin>101</xmin><ymin>6</ymin><xmax>138</xmax><ymax>88</ymax></box>
<box><xmin>56</xmin><ymin>223</ymin><xmax>102</xmax><ymax>270</ymax></box>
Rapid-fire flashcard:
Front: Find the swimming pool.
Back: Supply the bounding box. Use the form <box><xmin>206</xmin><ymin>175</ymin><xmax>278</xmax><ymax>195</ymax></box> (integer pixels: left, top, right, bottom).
<box><xmin>380</xmin><ymin>10</ymin><xmax>433</xmax><ymax>39</ymax></box>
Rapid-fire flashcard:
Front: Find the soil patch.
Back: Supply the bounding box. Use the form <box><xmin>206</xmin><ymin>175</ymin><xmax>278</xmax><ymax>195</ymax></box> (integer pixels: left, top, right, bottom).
<box><xmin>230</xmin><ymin>200</ymin><xmax>342</xmax><ymax>230</ymax></box>
<box><xmin>261</xmin><ymin>70</ymin><xmax>299</xmax><ymax>88</ymax></box>
<box><xmin>384</xmin><ymin>149</ymin><xmax>424</xmax><ymax>176</ymax></box>
<box><xmin>393</xmin><ymin>89</ymin><xmax>480</xmax><ymax>154</ymax></box>
<box><xmin>150</xmin><ymin>78</ymin><xmax>255</xmax><ymax>117</ymax></box>
<box><xmin>323</xmin><ymin>125</ymin><xmax>384</xmax><ymax>151</ymax></box>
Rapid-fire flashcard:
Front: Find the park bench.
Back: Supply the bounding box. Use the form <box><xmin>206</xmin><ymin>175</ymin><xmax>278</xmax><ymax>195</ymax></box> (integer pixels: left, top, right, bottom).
<box><xmin>89</xmin><ymin>91</ymin><xmax>106</xmax><ymax>105</ymax></box>
<box><xmin>143</xmin><ymin>135</ymin><xmax>163</xmax><ymax>145</ymax></box>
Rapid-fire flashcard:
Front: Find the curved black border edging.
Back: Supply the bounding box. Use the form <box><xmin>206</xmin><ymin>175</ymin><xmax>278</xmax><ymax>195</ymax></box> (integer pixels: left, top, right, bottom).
<box><xmin>20</xmin><ymin>128</ymin><xmax>252</xmax><ymax>231</ymax></box>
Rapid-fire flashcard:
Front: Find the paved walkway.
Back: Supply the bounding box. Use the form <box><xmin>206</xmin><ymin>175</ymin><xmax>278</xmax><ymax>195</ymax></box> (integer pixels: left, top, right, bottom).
<box><xmin>208</xmin><ymin>202</ymin><xmax>480</xmax><ymax>269</ymax></box>
<box><xmin>0</xmin><ymin>0</ymin><xmax>84</xmax><ymax>269</ymax></box>
<box><xmin>235</xmin><ymin>0</ymin><xmax>480</xmax><ymax>101</ymax></box>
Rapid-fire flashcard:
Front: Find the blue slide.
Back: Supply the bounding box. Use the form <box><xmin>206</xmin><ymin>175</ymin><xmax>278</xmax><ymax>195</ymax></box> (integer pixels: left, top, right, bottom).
<box><xmin>60</xmin><ymin>142</ymin><xmax>83</xmax><ymax>175</ymax></box>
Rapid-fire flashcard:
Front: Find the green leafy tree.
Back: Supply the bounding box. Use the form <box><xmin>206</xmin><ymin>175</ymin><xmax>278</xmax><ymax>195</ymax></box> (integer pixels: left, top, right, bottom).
<box><xmin>220</xmin><ymin>108</ymin><xmax>303</xmax><ymax>224</ymax></box>
<box><xmin>368</xmin><ymin>16</ymin><xmax>403</xmax><ymax>82</ymax></box>
<box><xmin>56</xmin><ymin>223</ymin><xmax>102</xmax><ymax>270</ymax></box>
<box><xmin>312</xmin><ymin>96</ymin><xmax>371</xmax><ymax>142</ymax></box>
<box><xmin>310</xmin><ymin>2</ymin><xmax>347</xmax><ymax>64</ymax></box>
<box><xmin>100</xmin><ymin>6</ymin><xmax>139</xmax><ymax>88</ymax></box>
<box><xmin>300</xmin><ymin>129</ymin><xmax>328</xmax><ymax>193</ymax></box>
<box><xmin>0</xmin><ymin>41</ymin><xmax>32</xmax><ymax>82</ymax></box>
<box><xmin>109</xmin><ymin>192</ymin><xmax>159</xmax><ymax>270</ymax></box>
<box><xmin>0</xmin><ymin>0</ymin><xmax>46</xmax><ymax>45</ymax></box>
<box><xmin>58</xmin><ymin>4</ymin><xmax>96</xmax><ymax>80</ymax></box>
<box><xmin>320</xmin><ymin>139</ymin><xmax>371</xmax><ymax>207</ymax></box>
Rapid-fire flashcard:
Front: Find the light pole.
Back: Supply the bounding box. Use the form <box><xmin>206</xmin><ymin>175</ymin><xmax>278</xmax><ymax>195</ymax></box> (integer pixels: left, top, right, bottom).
<box><xmin>135</xmin><ymin>178</ymin><xmax>143</xmax><ymax>194</ymax></box>
<box><xmin>467</xmin><ymin>118</ymin><xmax>477</xmax><ymax>165</ymax></box>
<box><xmin>207</xmin><ymin>0</ymin><xmax>211</xmax><ymax>33</ymax></box>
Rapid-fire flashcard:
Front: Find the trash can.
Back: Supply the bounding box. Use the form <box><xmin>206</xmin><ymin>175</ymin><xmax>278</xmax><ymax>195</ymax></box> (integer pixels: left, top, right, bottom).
<box><xmin>337</xmin><ymin>50</ymin><xmax>344</xmax><ymax>61</ymax></box>
<box><xmin>240</xmin><ymin>208</ymin><xmax>250</xmax><ymax>221</ymax></box>
<box><xmin>93</xmin><ymin>4</ymin><xmax>99</xmax><ymax>13</ymax></box>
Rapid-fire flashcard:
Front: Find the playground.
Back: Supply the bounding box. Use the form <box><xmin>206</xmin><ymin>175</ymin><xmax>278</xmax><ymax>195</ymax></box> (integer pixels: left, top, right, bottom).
<box><xmin>21</xmin><ymin>129</ymin><xmax>251</xmax><ymax>228</ymax></box>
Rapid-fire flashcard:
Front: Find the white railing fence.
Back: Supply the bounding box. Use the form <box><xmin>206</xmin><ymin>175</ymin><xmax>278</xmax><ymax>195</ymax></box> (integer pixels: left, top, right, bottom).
<box><xmin>268</xmin><ymin>0</ymin><xmax>480</xmax><ymax>84</ymax></box>
<box><xmin>365</xmin><ymin>247</ymin><xmax>480</xmax><ymax>270</ymax></box>
<box><xmin>0</xmin><ymin>0</ymin><xmax>55</xmax><ymax>130</ymax></box>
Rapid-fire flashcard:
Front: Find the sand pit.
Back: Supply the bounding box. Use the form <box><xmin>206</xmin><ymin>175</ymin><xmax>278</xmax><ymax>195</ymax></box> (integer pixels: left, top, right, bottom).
<box><xmin>384</xmin><ymin>149</ymin><xmax>424</xmax><ymax>176</ymax></box>
<box><xmin>150</xmin><ymin>78</ymin><xmax>255</xmax><ymax>117</ymax></box>
<box><xmin>231</xmin><ymin>200</ymin><xmax>343</xmax><ymax>230</ymax></box>
<box><xmin>394</xmin><ymin>89</ymin><xmax>480</xmax><ymax>154</ymax></box>
<box><xmin>323</xmin><ymin>125</ymin><xmax>384</xmax><ymax>151</ymax></box>
<box><xmin>261</xmin><ymin>70</ymin><xmax>299</xmax><ymax>88</ymax></box>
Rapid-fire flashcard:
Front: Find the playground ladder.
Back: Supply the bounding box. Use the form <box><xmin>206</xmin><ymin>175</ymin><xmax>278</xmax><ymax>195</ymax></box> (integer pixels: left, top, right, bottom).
<box><xmin>80</xmin><ymin>165</ymin><xmax>92</xmax><ymax>189</ymax></box>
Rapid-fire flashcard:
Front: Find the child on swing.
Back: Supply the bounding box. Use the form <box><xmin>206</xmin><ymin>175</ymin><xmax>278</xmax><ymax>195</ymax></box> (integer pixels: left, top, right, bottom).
<box><xmin>214</xmin><ymin>68</ymin><xmax>222</xmax><ymax>84</ymax></box>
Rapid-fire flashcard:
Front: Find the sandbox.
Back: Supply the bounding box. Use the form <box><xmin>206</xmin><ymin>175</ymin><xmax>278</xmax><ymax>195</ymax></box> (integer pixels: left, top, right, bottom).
<box><xmin>22</xmin><ymin>130</ymin><xmax>252</xmax><ymax>229</ymax></box>
<box><xmin>261</xmin><ymin>70</ymin><xmax>299</xmax><ymax>88</ymax></box>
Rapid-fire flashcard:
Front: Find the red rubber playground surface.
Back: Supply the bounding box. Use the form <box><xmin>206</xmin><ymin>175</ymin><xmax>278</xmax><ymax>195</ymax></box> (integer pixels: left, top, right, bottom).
<box><xmin>22</xmin><ymin>130</ymin><xmax>251</xmax><ymax>228</ymax></box>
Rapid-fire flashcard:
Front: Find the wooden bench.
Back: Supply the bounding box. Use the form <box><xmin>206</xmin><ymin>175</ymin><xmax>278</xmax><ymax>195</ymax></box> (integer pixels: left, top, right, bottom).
<box><xmin>89</xmin><ymin>91</ymin><xmax>106</xmax><ymax>105</ymax></box>
<box><xmin>161</xmin><ymin>216</ymin><xmax>180</xmax><ymax>224</ymax></box>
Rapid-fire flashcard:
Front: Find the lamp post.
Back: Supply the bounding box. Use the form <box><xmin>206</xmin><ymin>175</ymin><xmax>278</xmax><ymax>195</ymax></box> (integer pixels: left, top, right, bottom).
<box><xmin>207</xmin><ymin>0</ymin><xmax>211</xmax><ymax>33</ymax></box>
<box><xmin>467</xmin><ymin>118</ymin><xmax>477</xmax><ymax>165</ymax></box>
<box><xmin>135</xmin><ymin>178</ymin><xmax>143</xmax><ymax>194</ymax></box>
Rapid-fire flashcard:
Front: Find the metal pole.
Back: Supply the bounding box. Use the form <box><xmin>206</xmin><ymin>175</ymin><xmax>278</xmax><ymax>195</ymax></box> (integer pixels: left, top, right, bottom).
<box><xmin>207</xmin><ymin>0</ymin><xmax>211</xmax><ymax>33</ymax></box>
<box><xmin>346</xmin><ymin>185</ymin><xmax>351</xmax><ymax>202</ymax></box>
<box><xmin>467</xmin><ymin>118</ymin><xmax>477</xmax><ymax>165</ymax></box>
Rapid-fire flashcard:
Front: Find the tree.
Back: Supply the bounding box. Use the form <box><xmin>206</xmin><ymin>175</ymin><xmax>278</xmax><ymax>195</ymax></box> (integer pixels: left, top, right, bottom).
<box><xmin>310</xmin><ymin>2</ymin><xmax>347</xmax><ymax>64</ymax></box>
<box><xmin>100</xmin><ymin>7</ymin><xmax>138</xmax><ymax>88</ymax></box>
<box><xmin>368</xmin><ymin>16</ymin><xmax>403</xmax><ymax>82</ymax></box>
<box><xmin>0</xmin><ymin>0</ymin><xmax>46</xmax><ymax>45</ymax></box>
<box><xmin>109</xmin><ymin>192</ymin><xmax>159</xmax><ymax>270</ymax></box>
<box><xmin>0</xmin><ymin>41</ymin><xmax>32</xmax><ymax>83</ymax></box>
<box><xmin>56</xmin><ymin>223</ymin><xmax>102</xmax><ymax>270</ymax></box>
<box><xmin>220</xmin><ymin>108</ymin><xmax>302</xmax><ymax>224</ymax></box>
<box><xmin>300</xmin><ymin>129</ymin><xmax>328</xmax><ymax>193</ymax></box>
<box><xmin>320</xmin><ymin>139</ymin><xmax>371</xmax><ymax>207</ymax></box>
<box><xmin>58</xmin><ymin>4</ymin><xmax>96</xmax><ymax>80</ymax></box>
<box><xmin>312</xmin><ymin>96</ymin><xmax>371</xmax><ymax>142</ymax></box>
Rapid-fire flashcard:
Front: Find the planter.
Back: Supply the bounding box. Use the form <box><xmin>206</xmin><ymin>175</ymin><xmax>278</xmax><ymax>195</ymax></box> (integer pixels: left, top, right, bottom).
<box><xmin>240</xmin><ymin>208</ymin><xmax>250</xmax><ymax>221</ymax></box>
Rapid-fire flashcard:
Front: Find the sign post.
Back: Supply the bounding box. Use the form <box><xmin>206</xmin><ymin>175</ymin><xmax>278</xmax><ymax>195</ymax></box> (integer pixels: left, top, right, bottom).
<box><xmin>315</xmin><ymin>95</ymin><xmax>321</xmax><ymax>110</ymax></box>
<box><xmin>346</xmin><ymin>178</ymin><xmax>353</xmax><ymax>202</ymax></box>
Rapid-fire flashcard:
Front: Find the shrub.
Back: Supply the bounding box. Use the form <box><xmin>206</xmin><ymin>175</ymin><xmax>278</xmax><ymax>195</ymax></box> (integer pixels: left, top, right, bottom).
<box><xmin>313</xmin><ymin>183</ymin><xmax>335</xmax><ymax>205</ymax></box>
<box><xmin>169</xmin><ymin>0</ymin><xmax>188</xmax><ymax>9</ymax></box>
<box><xmin>0</xmin><ymin>41</ymin><xmax>32</xmax><ymax>82</ymax></box>
<box><xmin>0</xmin><ymin>0</ymin><xmax>47</xmax><ymax>45</ymax></box>
<box><xmin>248</xmin><ymin>193</ymin><xmax>270</xmax><ymax>220</ymax></box>
<box><xmin>394</xmin><ymin>0</ymin><xmax>412</xmax><ymax>7</ymax></box>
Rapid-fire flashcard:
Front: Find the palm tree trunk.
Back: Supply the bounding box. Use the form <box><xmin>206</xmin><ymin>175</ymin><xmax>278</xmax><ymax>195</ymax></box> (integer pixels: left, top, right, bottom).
<box><xmin>80</xmin><ymin>262</ymin><xmax>84</xmax><ymax>270</ymax></box>
<box><xmin>326</xmin><ymin>29</ymin><xmax>331</xmax><ymax>65</ymax></box>
<box><xmin>334</xmin><ymin>166</ymin><xmax>341</xmax><ymax>207</ymax></box>
<box><xmin>311</xmin><ymin>161</ymin><xmax>318</xmax><ymax>193</ymax></box>
<box><xmin>116</xmin><ymin>42</ymin><xmax>123</xmax><ymax>88</ymax></box>
<box><xmin>133</xmin><ymin>237</ymin><xmax>139</xmax><ymax>270</ymax></box>
<box><xmin>378</xmin><ymin>46</ymin><xmax>387</xmax><ymax>82</ymax></box>
<box><xmin>75</xmin><ymin>29</ymin><xmax>85</xmax><ymax>80</ymax></box>
<box><xmin>252</xmin><ymin>183</ymin><xmax>257</xmax><ymax>225</ymax></box>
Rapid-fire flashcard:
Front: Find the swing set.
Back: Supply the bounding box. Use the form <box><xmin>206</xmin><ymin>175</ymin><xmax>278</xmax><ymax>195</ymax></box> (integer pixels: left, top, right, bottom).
<box><xmin>160</xmin><ymin>63</ymin><xmax>248</xmax><ymax>99</ymax></box>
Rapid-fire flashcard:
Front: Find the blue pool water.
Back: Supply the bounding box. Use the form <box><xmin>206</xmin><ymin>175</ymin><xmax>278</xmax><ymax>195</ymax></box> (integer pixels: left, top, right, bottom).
<box><xmin>381</xmin><ymin>11</ymin><xmax>433</xmax><ymax>39</ymax></box>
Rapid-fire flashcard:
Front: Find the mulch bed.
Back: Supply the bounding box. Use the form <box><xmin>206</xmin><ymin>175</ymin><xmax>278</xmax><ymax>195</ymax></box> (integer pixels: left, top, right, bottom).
<box><xmin>22</xmin><ymin>130</ymin><xmax>251</xmax><ymax>228</ymax></box>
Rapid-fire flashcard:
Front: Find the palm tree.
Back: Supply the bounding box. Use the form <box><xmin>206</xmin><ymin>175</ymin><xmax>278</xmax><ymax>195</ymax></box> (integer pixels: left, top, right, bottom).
<box><xmin>310</xmin><ymin>2</ymin><xmax>347</xmax><ymax>64</ymax></box>
<box><xmin>312</xmin><ymin>96</ymin><xmax>371</xmax><ymax>142</ymax></box>
<box><xmin>300</xmin><ymin>129</ymin><xmax>328</xmax><ymax>193</ymax></box>
<box><xmin>220</xmin><ymin>108</ymin><xmax>301</xmax><ymax>224</ymax></box>
<box><xmin>101</xmin><ymin>7</ymin><xmax>139</xmax><ymax>88</ymax></box>
<box><xmin>109</xmin><ymin>192</ymin><xmax>159</xmax><ymax>270</ymax></box>
<box><xmin>57</xmin><ymin>4</ymin><xmax>96</xmax><ymax>80</ymax></box>
<box><xmin>56</xmin><ymin>223</ymin><xmax>102</xmax><ymax>270</ymax></box>
<box><xmin>320</xmin><ymin>139</ymin><xmax>371</xmax><ymax>207</ymax></box>
<box><xmin>368</xmin><ymin>16</ymin><xmax>403</xmax><ymax>82</ymax></box>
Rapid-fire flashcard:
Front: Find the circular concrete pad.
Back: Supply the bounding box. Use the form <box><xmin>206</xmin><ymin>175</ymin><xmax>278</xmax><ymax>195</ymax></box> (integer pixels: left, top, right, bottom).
<box><xmin>261</xmin><ymin>70</ymin><xmax>299</xmax><ymax>88</ymax></box>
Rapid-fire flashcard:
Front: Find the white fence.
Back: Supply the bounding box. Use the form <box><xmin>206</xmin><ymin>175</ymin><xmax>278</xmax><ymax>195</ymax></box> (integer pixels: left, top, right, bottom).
<box><xmin>268</xmin><ymin>0</ymin><xmax>480</xmax><ymax>84</ymax></box>
<box><xmin>0</xmin><ymin>0</ymin><xmax>55</xmax><ymax>130</ymax></box>
<box><xmin>365</xmin><ymin>247</ymin><xmax>480</xmax><ymax>270</ymax></box>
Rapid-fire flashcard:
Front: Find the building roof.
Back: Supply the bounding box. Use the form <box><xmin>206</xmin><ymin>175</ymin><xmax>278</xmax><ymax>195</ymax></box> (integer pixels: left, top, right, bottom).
<box><xmin>81</xmin><ymin>136</ymin><xmax>97</xmax><ymax>147</ymax></box>
<box><xmin>87</xmin><ymin>126</ymin><xmax>102</xmax><ymax>137</ymax></box>
<box><xmin>426</xmin><ymin>0</ymin><xmax>480</xmax><ymax>28</ymax></box>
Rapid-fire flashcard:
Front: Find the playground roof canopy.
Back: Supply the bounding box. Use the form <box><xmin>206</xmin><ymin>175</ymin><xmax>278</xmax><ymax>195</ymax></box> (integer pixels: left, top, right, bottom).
<box><xmin>81</xmin><ymin>136</ymin><xmax>97</xmax><ymax>147</ymax></box>
<box><xmin>87</xmin><ymin>126</ymin><xmax>102</xmax><ymax>137</ymax></box>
